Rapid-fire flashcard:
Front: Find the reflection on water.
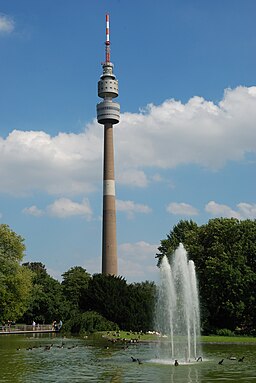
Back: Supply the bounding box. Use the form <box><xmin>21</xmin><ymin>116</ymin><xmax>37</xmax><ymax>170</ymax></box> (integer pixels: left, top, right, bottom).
<box><xmin>0</xmin><ymin>334</ymin><xmax>255</xmax><ymax>382</ymax></box>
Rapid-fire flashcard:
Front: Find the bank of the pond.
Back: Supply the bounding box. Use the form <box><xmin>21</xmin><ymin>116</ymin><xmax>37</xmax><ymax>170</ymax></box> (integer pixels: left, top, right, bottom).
<box><xmin>201</xmin><ymin>335</ymin><xmax>256</xmax><ymax>344</ymax></box>
<box><xmin>93</xmin><ymin>331</ymin><xmax>256</xmax><ymax>344</ymax></box>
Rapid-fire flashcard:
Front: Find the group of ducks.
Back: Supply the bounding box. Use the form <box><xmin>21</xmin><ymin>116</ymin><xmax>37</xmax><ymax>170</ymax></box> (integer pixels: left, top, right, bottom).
<box><xmin>218</xmin><ymin>356</ymin><xmax>245</xmax><ymax>364</ymax></box>
<box><xmin>131</xmin><ymin>355</ymin><xmax>246</xmax><ymax>366</ymax></box>
<box><xmin>17</xmin><ymin>342</ymin><xmax>79</xmax><ymax>352</ymax></box>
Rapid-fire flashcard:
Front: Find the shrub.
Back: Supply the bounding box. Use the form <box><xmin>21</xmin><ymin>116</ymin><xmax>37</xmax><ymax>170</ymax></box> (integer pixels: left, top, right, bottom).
<box><xmin>63</xmin><ymin>311</ymin><xmax>119</xmax><ymax>335</ymax></box>
<box><xmin>216</xmin><ymin>328</ymin><xmax>235</xmax><ymax>336</ymax></box>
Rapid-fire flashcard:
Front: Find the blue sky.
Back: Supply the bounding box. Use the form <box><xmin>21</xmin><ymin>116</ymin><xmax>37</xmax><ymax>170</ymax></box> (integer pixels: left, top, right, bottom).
<box><xmin>0</xmin><ymin>0</ymin><xmax>255</xmax><ymax>283</ymax></box>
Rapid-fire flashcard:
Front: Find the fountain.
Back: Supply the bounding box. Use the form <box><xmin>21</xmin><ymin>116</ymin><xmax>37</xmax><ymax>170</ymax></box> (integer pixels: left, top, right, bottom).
<box><xmin>154</xmin><ymin>243</ymin><xmax>201</xmax><ymax>364</ymax></box>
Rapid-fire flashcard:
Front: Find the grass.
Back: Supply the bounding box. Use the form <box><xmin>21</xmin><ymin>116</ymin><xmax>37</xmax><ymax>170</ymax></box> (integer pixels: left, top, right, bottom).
<box><xmin>201</xmin><ymin>335</ymin><xmax>256</xmax><ymax>344</ymax></box>
<box><xmin>96</xmin><ymin>331</ymin><xmax>256</xmax><ymax>344</ymax></box>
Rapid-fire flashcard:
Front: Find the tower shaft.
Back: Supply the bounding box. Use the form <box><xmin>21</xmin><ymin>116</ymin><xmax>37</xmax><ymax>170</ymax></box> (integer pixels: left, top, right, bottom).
<box><xmin>102</xmin><ymin>123</ymin><xmax>117</xmax><ymax>274</ymax></box>
<box><xmin>96</xmin><ymin>14</ymin><xmax>120</xmax><ymax>276</ymax></box>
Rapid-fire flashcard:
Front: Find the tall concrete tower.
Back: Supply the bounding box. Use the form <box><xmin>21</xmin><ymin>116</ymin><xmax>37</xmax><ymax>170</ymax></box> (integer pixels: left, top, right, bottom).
<box><xmin>97</xmin><ymin>14</ymin><xmax>120</xmax><ymax>275</ymax></box>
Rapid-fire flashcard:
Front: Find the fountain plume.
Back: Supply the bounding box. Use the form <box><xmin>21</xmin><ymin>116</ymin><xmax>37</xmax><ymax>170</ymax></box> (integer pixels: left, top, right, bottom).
<box><xmin>155</xmin><ymin>243</ymin><xmax>201</xmax><ymax>363</ymax></box>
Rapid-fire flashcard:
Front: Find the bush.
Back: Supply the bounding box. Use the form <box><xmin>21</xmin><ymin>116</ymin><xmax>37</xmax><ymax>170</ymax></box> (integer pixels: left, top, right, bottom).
<box><xmin>216</xmin><ymin>328</ymin><xmax>235</xmax><ymax>337</ymax></box>
<box><xmin>63</xmin><ymin>311</ymin><xmax>119</xmax><ymax>335</ymax></box>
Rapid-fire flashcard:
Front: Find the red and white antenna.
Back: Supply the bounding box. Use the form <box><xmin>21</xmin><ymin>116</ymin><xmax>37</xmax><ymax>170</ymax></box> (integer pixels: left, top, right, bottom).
<box><xmin>105</xmin><ymin>13</ymin><xmax>110</xmax><ymax>62</ymax></box>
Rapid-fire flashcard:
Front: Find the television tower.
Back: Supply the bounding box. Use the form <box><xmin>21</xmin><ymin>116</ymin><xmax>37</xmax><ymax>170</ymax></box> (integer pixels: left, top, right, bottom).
<box><xmin>97</xmin><ymin>14</ymin><xmax>120</xmax><ymax>275</ymax></box>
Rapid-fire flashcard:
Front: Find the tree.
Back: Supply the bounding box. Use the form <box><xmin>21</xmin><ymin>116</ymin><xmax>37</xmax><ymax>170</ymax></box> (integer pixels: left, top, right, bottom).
<box><xmin>157</xmin><ymin>218</ymin><xmax>256</xmax><ymax>333</ymax></box>
<box><xmin>156</xmin><ymin>220</ymin><xmax>199</xmax><ymax>266</ymax></box>
<box><xmin>0</xmin><ymin>224</ymin><xmax>33</xmax><ymax>321</ymax></box>
<box><xmin>22</xmin><ymin>262</ymin><xmax>67</xmax><ymax>324</ymax></box>
<box><xmin>82</xmin><ymin>274</ymin><xmax>129</xmax><ymax>329</ymax></box>
<box><xmin>127</xmin><ymin>281</ymin><xmax>156</xmax><ymax>331</ymax></box>
<box><xmin>61</xmin><ymin>266</ymin><xmax>91</xmax><ymax>309</ymax></box>
<box><xmin>81</xmin><ymin>274</ymin><xmax>156</xmax><ymax>331</ymax></box>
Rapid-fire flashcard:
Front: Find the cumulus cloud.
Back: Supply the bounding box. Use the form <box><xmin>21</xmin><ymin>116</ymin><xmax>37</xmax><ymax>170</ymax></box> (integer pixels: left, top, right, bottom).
<box><xmin>117</xmin><ymin>169</ymin><xmax>148</xmax><ymax>187</ymax></box>
<box><xmin>166</xmin><ymin>202</ymin><xmax>199</xmax><ymax>216</ymax></box>
<box><xmin>0</xmin><ymin>14</ymin><xmax>15</xmax><ymax>34</ymax></box>
<box><xmin>0</xmin><ymin>86</ymin><xmax>256</xmax><ymax>197</ymax></box>
<box><xmin>23</xmin><ymin>198</ymin><xmax>92</xmax><ymax>219</ymax></box>
<box><xmin>116</xmin><ymin>86</ymin><xmax>256</xmax><ymax>170</ymax></box>
<box><xmin>80</xmin><ymin>241</ymin><xmax>159</xmax><ymax>282</ymax></box>
<box><xmin>0</xmin><ymin>127</ymin><xmax>102</xmax><ymax>196</ymax></box>
<box><xmin>47</xmin><ymin>198</ymin><xmax>92</xmax><ymax>219</ymax></box>
<box><xmin>205</xmin><ymin>201</ymin><xmax>256</xmax><ymax>220</ymax></box>
<box><xmin>119</xmin><ymin>241</ymin><xmax>158</xmax><ymax>282</ymax></box>
<box><xmin>23</xmin><ymin>205</ymin><xmax>44</xmax><ymax>217</ymax></box>
<box><xmin>116</xmin><ymin>199</ymin><xmax>152</xmax><ymax>219</ymax></box>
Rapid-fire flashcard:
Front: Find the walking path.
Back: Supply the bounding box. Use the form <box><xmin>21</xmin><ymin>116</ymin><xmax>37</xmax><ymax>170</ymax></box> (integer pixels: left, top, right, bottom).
<box><xmin>0</xmin><ymin>324</ymin><xmax>59</xmax><ymax>335</ymax></box>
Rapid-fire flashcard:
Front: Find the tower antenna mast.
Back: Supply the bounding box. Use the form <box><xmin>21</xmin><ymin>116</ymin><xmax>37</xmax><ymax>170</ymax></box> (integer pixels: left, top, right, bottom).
<box><xmin>105</xmin><ymin>13</ymin><xmax>110</xmax><ymax>63</ymax></box>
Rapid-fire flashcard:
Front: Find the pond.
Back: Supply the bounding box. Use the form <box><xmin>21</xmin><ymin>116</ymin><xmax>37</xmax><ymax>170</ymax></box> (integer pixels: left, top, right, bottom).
<box><xmin>0</xmin><ymin>334</ymin><xmax>255</xmax><ymax>382</ymax></box>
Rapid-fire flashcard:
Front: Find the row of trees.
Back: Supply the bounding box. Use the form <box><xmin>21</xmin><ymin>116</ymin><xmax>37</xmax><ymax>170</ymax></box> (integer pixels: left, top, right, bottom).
<box><xmin>157</xmin><ymin>218</ymin><xmax>256</xmax><ymax>334</ymax></box>
<box><xmin>0</xmin><ymin>224</ymin><xmax>155</xmax><ymax>332</ymax></box>
<box><xmin>0</xmin><ymin>219</ymin><xmax>256</xmax><ymax>334</ymax></box>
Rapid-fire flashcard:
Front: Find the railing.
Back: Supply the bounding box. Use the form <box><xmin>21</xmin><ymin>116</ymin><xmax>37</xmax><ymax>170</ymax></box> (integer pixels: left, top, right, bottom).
<box><xmin>0</xmin><ymin>324</ymin><xmax>58</xmax><ymax>333</ymax></box>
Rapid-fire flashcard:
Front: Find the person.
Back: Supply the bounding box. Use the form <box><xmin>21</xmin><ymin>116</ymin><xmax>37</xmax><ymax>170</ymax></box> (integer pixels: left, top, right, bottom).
<box><xmin>52</xmin><ymin>321</ymin><xmax>56</xmax><ymax>330</ymax></box>
<box><xmin>32</xmin><ymin>320</ymin><xmax>36</xmax><ymax>329</ymax></box>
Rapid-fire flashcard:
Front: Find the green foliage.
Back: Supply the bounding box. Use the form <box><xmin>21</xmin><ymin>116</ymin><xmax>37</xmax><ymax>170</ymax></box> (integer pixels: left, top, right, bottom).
<box><xmin>0</xmin><ymin>225</ymin><xmax>33</xmax><ymax>321</ymax></box>
<box><xmin>22</xmin><ymin>262</ymin><xmax>68</xmax><ymax>324</ymax></box>
<box><xmin>82</xmin><ymin>274</ymin><xmax>129</xmax><ymax>328</ymax></box>
<box><xmin>128</xmin><ymin>281</ymin><xmax>156</xmax><ymax>331</ymax></box>
<box><xmin>81</xmin><ymin>274</ymin><xmax>156</xmax><ymax>332</ymax></box>
<box><xmin>63</xmin><ymin>311</ymin><xmax>118</xmax><ymax>334</ymax></box>
<box><xmin>157</xmin><ymin>218</ymin><xmax>256</xmax><ymax>334</ymax></box>
<box><xmin>216</xmin><ymin>328</ymin><xmax>235</xmax><ymax>337</ymax></box>
<box><xmin>61</xmin><ymin>266</ymin><xmax>91</xmax><ymax>309</ymax></box>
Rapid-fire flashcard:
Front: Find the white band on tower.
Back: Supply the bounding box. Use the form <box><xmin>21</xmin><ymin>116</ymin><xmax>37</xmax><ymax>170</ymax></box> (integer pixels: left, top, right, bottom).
<box><xmin>104</xmin><ymin>180</ymin><xmax>115</xmax><ymax>196</ymax></box>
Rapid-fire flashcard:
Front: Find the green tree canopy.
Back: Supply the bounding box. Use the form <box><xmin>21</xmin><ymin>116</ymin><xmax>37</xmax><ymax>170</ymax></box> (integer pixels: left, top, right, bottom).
<box><xmin>0</xmin><ymin>224</ymin><xmax>33</xmax><ymax>321</ymax></box>
<box><xmin>22</xmin><ymin>262</ymin><xmax>67</xmax><ymax>324</ymax></box>
<box><xmin>81</xmin><ymin>274</ymin><xmax>156</xmax><ymax>332</ymax></box>
<box><xmin>157</xmin><ymin>218</ymin><xmax>256</xmax><ymax>333</ymax></box>
<box><xmin>61</xmin><ymin>266</ymin><xmax>91</xmax><ymax>309</ymax></box>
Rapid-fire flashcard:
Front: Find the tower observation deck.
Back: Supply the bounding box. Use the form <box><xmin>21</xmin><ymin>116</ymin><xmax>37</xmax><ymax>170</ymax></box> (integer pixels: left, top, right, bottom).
<box><xmin>96</xmin><ymin>14</ymin><xmax>120</xmax><ymax>275</ymax></box>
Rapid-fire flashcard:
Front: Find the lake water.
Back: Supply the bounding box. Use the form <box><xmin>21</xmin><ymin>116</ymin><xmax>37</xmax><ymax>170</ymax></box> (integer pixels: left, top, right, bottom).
<box><xmin>0</xmin><ymin>334</ymin><xmax>255</xmax><ymax>382</ymax></box>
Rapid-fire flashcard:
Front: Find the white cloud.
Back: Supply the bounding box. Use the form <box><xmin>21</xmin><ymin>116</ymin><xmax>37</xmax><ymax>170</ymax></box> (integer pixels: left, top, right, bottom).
<box><xmin>0</xmin><ymin>14</ymin><xmax>15</xmax><ymax>34</ymax></box>
<box><xmin>23</xmin><ymin>198</ymin><xmax>92</xmax><ymax>219</ymax></box>
<box><xmin>236</xmin><ymin>202</ymin><xmax>256</xmax><ymax>219</ymax></box>
<box><xmin>119</xmin><ymin>241</ymin><xmax>159</xmax><ymax>282</ymax></box>
<box><xmin>0</xmin><ymin>127</ymin><xmax>102</xmax><ymax>196</ymax></box>
<box><xmin>0</xmin><ymin>86</ymin><xmax>256</xmax><ymax>197</ymax></box>
<box><xmin>167</xmin><ymin>202</ymin><xmax>199</xmax><ymax>216</ymax></box>
<box><xmin>205</xmin><ymin>201</ymin><xmax>256</xmax><ymax>220</ymax></box>
<box><xmin>116</xmin><ymin>86</ymin><xmax>256</xmax><ymax>170</ymax></box>
<box><xmin>116</xmin><ymin>199</ymin><xmax>152</xmax><ymax>219</ymax></box>
<box><xmin>23</xmin><ymin>205</ymin><xmax>44</xmax><ymax>217</ymax></box>
<box><xmin>47</xmin><ymin>198</ymin><xmax>92</xmax><ymax>219</ymax></box>
<box><xmin>117</xmin><ymin>169</ymin><xmax>148</xmax><ymax>187</ymax></box>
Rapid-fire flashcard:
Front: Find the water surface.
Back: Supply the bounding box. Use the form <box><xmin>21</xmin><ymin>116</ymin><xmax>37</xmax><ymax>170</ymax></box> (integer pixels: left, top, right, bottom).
<box><xmin>0</xmin><ymin>334</ymin><xmax>255</xmax><ymax>382</ymax></box>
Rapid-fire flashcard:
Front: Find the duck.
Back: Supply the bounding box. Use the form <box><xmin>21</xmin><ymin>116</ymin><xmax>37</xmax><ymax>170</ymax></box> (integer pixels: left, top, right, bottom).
<box><xmin>218</xmin><ymin>359</ymin><xmax>224</xmax><ymax>365</ymax></box>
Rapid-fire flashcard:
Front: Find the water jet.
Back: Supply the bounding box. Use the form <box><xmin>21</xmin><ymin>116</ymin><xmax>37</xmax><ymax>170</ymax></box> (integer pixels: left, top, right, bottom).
<box><xmin>154</xmin><ymin>243</ymin><xmax>201</xmax><ymax>364</ymax></box>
